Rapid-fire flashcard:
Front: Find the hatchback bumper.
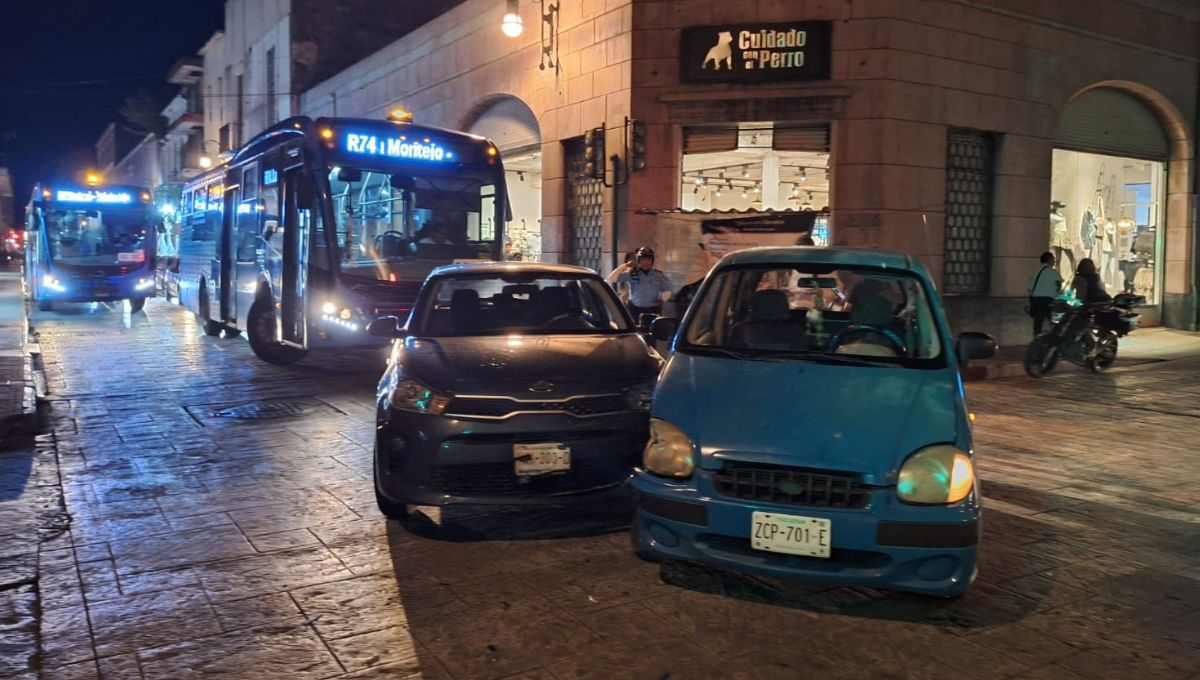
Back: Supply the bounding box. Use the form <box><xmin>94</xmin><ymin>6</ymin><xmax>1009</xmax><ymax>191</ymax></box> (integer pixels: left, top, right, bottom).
<box><xmin>376</xmin><ymin>407</ymin><xmax>648</xmax><ymax>508</ymax></box>
<box><xmin>631</xmin><ymin>474</ymin><xmax>979</xmax><ymax>597</ymax></box>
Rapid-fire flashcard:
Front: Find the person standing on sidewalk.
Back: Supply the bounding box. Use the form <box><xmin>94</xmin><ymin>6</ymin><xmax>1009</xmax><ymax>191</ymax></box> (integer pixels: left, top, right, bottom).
<box><xmin>608</xmin><ymin>247</ymin><xmax>671</xmax><ymax>319</ymax></box>
<box><xmin>1028</xmin><ymin>251</ymin><xmax>1063</xmax><ymax>337</ymax></box>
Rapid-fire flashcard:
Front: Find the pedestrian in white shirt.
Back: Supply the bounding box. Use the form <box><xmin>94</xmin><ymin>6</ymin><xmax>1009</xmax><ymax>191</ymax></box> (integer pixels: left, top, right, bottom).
<box><xmin>1028</xmin><ymin>251</ymin><xmax>1063</xmax><ymax>337</ymax></box>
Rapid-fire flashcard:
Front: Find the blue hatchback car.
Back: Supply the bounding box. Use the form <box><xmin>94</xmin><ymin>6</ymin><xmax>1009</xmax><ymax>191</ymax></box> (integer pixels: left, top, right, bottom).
<box><xmin>631</xmin><ymin>247</ymin><xmax>995</xmax><ymax>596</ymax></box>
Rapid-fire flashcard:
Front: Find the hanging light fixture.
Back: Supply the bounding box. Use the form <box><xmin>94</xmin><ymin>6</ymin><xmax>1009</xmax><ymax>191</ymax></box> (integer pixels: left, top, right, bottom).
<box><xmin>715</xmin><ymin>187</ymin><xmax>723</xmax><ymax>198</ymax></box>
<box><xmin>799</xmin><ymin>167</ymin><xmax>808</xmax><ymax>181</ymax></box>
<box><xmin>790</xmin><ymin>185</ymin><xmax>799</xmax><ymax>198</ymax></box>
<box><xmin>741</xmin><ymin>188</ymin><xmax>748</xmax><ymax>199</ymax></box>
<box><xmin>501</xmin><ymin>0</ymin><xmax>523</xmax><ymax>37</ymax></box>
<box><xmin>741</xmin><ymin>166</ymin><xmax>750</xmax><ymax>178</ymax></box>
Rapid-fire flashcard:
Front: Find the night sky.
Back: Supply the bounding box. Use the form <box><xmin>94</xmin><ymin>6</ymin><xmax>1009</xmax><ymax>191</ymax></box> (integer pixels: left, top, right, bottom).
<box><xmin>0</xmin><ymin>0</ymin><xmax>226</xmax><ymax>220</ymax></box>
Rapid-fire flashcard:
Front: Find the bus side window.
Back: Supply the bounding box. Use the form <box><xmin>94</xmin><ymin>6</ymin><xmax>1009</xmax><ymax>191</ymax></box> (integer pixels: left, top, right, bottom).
<box><xmin>236</xmin><ymin>201</ymin><xmax>259</xmax><ymax>262</ymax></box>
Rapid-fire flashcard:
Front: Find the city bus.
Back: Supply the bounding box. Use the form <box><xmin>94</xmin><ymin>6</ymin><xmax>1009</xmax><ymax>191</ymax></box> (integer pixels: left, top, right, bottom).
<box><xmin>177</xmin><ymin>115</ymin><xmax>508</xmax><ymax>364</ymax></box>
<box><xmin>24</xmin><ymin>183</ymin><xmax>159</xmax><ymax>312</ymax></box>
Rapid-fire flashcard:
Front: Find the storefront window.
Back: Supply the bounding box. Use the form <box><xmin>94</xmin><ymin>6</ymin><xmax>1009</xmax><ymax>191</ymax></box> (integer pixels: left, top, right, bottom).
<box><xmin>680</xmin><ymin>124</ymin><xmax>830</xmax><ymax>223</ymax></box>
<box><xmin>1050</xmin><ymin>149</ymin><xmax>1163</xmax><ymax>303</ymax></box>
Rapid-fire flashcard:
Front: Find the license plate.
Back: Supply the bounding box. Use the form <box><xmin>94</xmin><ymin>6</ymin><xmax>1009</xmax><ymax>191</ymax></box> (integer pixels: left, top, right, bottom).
<box><xmin>513</xmin><ymin>443</ymin><xmax>570</xmax><ymax>476</ymax></box>
<box><xmin>750</xmin><ymin>511</ymin><xmax>832</xmax><ymax>558</ymax></box>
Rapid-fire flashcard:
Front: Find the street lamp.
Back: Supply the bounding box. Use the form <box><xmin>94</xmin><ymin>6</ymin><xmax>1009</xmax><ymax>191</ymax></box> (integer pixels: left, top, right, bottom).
<box><xmin>501</xmin><ymin>0</ymin><xmax>523</xmax><ymax>37</ymax></box>
<box><xmin>198</xmin><ymin>139</ymin><xmax>221</xmax><ymax>170</ymax></box>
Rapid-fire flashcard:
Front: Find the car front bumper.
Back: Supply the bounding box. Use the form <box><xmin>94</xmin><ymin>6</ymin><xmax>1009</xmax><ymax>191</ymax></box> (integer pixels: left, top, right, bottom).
<box><xmin>376</xmin><ymin>407</ymin><xmax>649</xmax><ymax>507</ymax></box>
<box><xmin>631</xmin><ymin>473</ymin><xmax>980</xmax><ymax>597</ymax></box>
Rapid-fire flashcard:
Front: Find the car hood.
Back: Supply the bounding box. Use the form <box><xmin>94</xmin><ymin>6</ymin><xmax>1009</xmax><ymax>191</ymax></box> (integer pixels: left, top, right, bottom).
<box><xmin>652</xmin><ymin>352</ymin><xmax>965</xmax><ymax>485</ymax></box>
<box><xmin>397</xmin><ymin>334</ymin><xmax>661</xmax><ymax>395</ymax></box>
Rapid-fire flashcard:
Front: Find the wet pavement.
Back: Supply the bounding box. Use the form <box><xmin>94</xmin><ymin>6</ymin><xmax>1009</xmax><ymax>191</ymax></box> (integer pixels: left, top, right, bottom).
<box><xmin>7</xmin><ymin>298</ymin><xmax>1200</xmax><ymax>679</ymax></box>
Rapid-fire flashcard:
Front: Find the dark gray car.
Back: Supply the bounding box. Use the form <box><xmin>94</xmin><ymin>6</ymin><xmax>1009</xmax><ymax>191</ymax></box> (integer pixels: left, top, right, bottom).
<box><xmin>368</xmin><ymin>262</ymin><xmax>662</xmax><ymax>518</ymax></box>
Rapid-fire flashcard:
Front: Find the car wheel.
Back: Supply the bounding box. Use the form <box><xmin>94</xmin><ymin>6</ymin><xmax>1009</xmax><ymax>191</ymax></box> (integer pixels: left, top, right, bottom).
<box><xmin>128</xmin><ymin>297</ymin><xmax>146</xmax><ymax>313</ymax></box>
<box><xmin>247</xmin><ymin>297</ymin><xmax>308</xmax><ymax>365</ymax></box>
<box><xmin>372</xmin><ymin>462</ymin><xmax>408</xmax><ymax>520</ymax></box>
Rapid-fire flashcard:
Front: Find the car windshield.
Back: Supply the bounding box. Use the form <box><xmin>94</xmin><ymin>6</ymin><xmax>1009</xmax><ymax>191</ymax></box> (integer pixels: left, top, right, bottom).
<box><xmin>328</xmin><ymin>167</ymin><xmax>498</xmax><ymax>282</ymax></box>
<box><xmin>414</xmin><ymin>273</ymin><xmax>634</xmax><ymax>336</ymax></box>
<box><xmin>42</xmin><ymin>207</ymin><xmax>152</xmax><ymax>267</ymax></box>
<box><xmin>680</xmin><ymin>264</ymin><xmax>945</xmax><ymax>368</ymax></box>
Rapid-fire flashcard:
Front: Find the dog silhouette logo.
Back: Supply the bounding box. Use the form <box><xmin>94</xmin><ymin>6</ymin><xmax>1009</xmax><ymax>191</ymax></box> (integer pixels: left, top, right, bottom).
<box><xmin>702</xmin><ymin>31</ymin><xmax>733</xmax><ymax>70</ymax></box>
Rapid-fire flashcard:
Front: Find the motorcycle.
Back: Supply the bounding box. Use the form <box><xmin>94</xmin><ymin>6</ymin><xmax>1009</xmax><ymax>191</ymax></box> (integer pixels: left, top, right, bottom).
<box><xmin>1024</xmin><ymin>292</ymin><xmax>1144</xmax><ymax>378</ymax></box>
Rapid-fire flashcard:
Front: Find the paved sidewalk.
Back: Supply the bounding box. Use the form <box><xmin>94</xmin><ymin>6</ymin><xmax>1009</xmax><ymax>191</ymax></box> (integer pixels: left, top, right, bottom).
<box><xmin>964</xmin><ymin>326</ymin><xmax>1200</xmax><ymax>380</ymax></box>
<box><xmin>0</xmin><ymin>265</ymin><xmax>58</xmax><ymax>679</ymax></box>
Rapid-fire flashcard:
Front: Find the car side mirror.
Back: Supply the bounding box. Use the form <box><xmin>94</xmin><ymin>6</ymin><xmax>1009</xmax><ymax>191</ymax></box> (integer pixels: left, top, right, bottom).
<box><xmin>651</xmin><ymin>317</ymin><xmax>679</xmax><ymax>342</ymax></box>
<box><xmin>956</xmin><ymin>332</ymin><xmax>996</xmax><ymax>364</ymax></box>
<box><xmin>367</xmin><ymin>315</ymin><xmax>406</xmax><ymax>338</ymax></box>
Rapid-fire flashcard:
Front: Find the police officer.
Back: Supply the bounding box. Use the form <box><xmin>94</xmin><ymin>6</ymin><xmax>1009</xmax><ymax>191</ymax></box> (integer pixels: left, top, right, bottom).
<box><xmin>608</xmin><ymin>247</ymin><xmax>672</xmax><ymax>318</ymax></box>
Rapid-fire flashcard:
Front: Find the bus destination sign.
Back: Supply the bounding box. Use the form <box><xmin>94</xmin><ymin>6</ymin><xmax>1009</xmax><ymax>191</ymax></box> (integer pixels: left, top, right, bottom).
<box><xmin>55</xmin><ymin>190</ymin><xmax>135</xmax><ymax>205</ymax></box>
<box><xmin>342</xmin><ymin>132</ymin><xmax>456</xmax><ymax>163</ymax></box>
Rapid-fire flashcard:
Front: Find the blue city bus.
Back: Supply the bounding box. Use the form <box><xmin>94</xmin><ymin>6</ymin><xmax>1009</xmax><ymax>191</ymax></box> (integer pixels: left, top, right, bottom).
<box><xmin>24</xmin><ymin>183</ymin><xmax>159</xmax><ymax>312</ymax></box>
<box><xmin>177</xmin><ymin>115</ymin><xmax>508</xmax><ymax>364</ymax></box>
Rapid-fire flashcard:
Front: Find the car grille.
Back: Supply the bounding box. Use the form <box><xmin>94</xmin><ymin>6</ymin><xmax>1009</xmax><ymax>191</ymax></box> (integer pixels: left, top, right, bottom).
<box><xmin>697</xmin><ymin>534</ymin><xmax>891</xmax><ymax>569</ymax></box>
<box><xmin>445</xmin><ymin>394</ymin><xmax>629</xmax><ymax>420</ymax></box>
<box><xmin>713</xmin><ymin>464</ymin><xmax>871</xmax><ymax>509</ymax></box>
<box><xmin>432</xmin><ymin>454</ymin><xmax>637</xmax><ymax>497</ymax></box>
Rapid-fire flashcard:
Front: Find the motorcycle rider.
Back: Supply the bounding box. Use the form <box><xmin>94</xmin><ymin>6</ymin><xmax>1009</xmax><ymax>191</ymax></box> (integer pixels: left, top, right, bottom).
<box><xmin>1072</xmin><ymin>258</ymin><xmax>1111</xmax><ymax>305</ymax></box>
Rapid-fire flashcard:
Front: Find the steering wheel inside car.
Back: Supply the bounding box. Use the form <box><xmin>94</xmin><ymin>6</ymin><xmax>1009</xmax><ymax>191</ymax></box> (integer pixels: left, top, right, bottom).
<box><xmin>830</xmin><ymin>324</ymin><xmax>907</xmax><ymax>357</ymax></box>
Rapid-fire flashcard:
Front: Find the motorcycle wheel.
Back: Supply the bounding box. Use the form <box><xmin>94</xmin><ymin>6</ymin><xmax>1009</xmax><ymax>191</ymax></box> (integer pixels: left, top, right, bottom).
<box><xmin>1089</xmin><ymin>331</ymin><xmax>1119</xmax><ymax>373</ymax></box>
<box><xmin>1024</xmin><ymin>336</ymin><xmax>1059</xmax><ymax>378</ymax></box>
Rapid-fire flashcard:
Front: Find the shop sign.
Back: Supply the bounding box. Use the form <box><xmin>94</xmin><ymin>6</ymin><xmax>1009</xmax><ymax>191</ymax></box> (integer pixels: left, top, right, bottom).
<box><xmin>680</xmin><ymin>22</ymin><xmax>832</xmax><ymax>84</ymax></box>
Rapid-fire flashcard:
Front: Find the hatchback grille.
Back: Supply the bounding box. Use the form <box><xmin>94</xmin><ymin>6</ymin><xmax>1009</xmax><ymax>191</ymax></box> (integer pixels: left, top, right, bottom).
<box><xmin>432</xmin><ymin>454</ymin><xmax>637</xmax><ymax>497</ymax></box>
<box><xmin>446</xmin><ymin>394</ymin><xmax>628</xmax><ymax>420</ymax></box>
<box><xmin>713</xmin><ymin>464</ymin><xmax>871</xmax><ymax>509</ymax></box>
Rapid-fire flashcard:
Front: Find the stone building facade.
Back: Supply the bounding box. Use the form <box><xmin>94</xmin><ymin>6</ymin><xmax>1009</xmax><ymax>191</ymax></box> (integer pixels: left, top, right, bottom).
<box><xmin>299</xmin><ymin>0</ymin><xmax>1198</xmax><ymax>341</ymax></box>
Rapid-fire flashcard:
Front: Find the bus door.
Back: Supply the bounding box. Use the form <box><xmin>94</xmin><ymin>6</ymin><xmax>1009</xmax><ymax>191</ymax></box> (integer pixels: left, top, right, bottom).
<box><xmin>216</xmin><ymin>181</ymin><xmax>238</xmax><ymax>323</ymax></box>
<box><xmin>232</xmin><ymin>164</ymin><xmax>261</xmax><ymax>328</ymax></box>
<box><xmin>278</xmin><ymin>166</ymin><xmax>309</xmax><ymax>348</ymax></box>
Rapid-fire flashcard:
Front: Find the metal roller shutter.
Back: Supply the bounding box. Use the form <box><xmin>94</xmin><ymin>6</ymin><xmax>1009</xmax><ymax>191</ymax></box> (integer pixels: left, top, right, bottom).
<box><xmin>682</xmin><ymin>127</ymin><xmax>739</xmax><ymax>154</ymax></box>
<box><xmin>772</xmin><ymin>125</ymin><xmax>830</xmax><ymax>152</ymax></box>
<box><xmin>1056</xmin><ymin>89</ymin><xmax>1170</xmax><ymax>161</ymax></box>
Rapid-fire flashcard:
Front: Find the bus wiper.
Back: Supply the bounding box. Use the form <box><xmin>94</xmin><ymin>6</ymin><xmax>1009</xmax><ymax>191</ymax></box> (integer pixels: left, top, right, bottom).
<box><xmin>679</xmin><ymin>345</ymin><xmax>755</xmax><ymax>360</ymax></box>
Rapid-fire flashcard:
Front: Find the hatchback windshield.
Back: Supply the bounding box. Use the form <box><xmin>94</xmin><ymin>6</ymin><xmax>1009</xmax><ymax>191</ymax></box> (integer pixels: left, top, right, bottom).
<box><xmin>681</xmin><ymin>264</ymin><xmax>945</xmax><ymax>367</ymax></box>
<box><xmin>414</xmin><ymin>273</ymin><xmax>633</xmax><ymax>336</ymax></box>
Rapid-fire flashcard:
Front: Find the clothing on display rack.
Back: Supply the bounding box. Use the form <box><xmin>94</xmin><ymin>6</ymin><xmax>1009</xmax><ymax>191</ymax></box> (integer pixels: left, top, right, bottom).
<box><xmin>1049</xmin><ymin>201</ymin><xmax>1074</xmax><ymax>278</ymax></box>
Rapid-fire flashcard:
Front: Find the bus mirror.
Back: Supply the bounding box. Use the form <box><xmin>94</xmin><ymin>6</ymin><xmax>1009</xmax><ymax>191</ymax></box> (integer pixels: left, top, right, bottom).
<box><xmin>336</xmin><ymin>168</ymin><xmax>362</xmax><ymax>183</ymax></box>
<box><xmin>367</xmin><ymin>316</ymin><xmax>406</xmax><ymax>338</ymax></box>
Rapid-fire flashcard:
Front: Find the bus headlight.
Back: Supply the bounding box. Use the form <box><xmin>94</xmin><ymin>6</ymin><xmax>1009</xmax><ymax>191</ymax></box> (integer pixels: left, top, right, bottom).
<box><xmin>135</xmin><ymin>277</ymin><xmax>155</xmax><ymax>291</ymax></box>
<box><xmin>322</xmin><ymin>301</ymin><xmax>337</xmax><ymax>314</ymax></box>
<box><xmin>897</xmin><ymin>445</ymin><xmax>975</xmax><ymax>505</ymax></box>
<box><xmin>643</xmin><ymin>419</ymin><xmax>695</xmax><ymax>478</ymax></box>
<box><xmin>43</xmin><ymin>275</ymin><xmax>66</xmax><ymax>293</ymax></box>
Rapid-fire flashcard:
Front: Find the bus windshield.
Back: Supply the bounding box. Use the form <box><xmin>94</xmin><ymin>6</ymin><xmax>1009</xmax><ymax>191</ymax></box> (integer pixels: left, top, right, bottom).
<box><xmin>40</xmin><ymin>206</ymin><xmax>153</xmax><ymax>268</ymax></box>
<box><xmin>327</xmin><ymin>167</ymin><xmax>500</xmax><ymax>282</ymax></box>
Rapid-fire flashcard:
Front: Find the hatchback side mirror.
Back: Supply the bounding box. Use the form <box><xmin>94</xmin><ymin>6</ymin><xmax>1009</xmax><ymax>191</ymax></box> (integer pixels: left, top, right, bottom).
<box><xmin>367</xmin><ymin>315</ymin><xmax>406</xmax><ymax>338</ymax></box>
<box><xmin>651</xmin><ymin>317</ymin><xmax>679</xmax><ymax>342</ymax></box>
<box><xmin>956</xmin><ymin>332</ymin><xmax>996</xmax><ymax>364</ymax></box>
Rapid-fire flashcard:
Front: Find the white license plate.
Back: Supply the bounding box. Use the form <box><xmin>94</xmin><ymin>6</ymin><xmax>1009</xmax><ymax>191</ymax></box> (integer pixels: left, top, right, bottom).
<box><xmin>750</xmin><ymin>511</ymin><xmax>832</xmax><ymax>558</ymax></box>
<box><xmin>513</xmin><ymin>443</ymin><xmax>571</xmax><ymax>476</ymax></box>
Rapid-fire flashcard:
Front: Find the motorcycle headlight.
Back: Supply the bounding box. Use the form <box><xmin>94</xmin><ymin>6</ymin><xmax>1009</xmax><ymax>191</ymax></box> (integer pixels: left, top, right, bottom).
<box><xmin>643</xmin><ymin>419</ymin><xmax>695</xmax><ymax>478</ymax></box>
<box><xmin>897</xmin><ymin>445</ymin><xmax>974</xmax><ymax>504</ymax></box>
<box><xmin>624</xmin><ymin>380</ymin><xmax>656</xmax><ymax>411</ymax></box>
<box><xmin>389</xmin><ymin>378</ymin><xmax>450</xmax><ymax>415</ymax></box>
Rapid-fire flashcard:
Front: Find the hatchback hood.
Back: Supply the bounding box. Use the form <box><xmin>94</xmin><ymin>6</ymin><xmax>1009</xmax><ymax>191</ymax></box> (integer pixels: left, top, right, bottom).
<box><xmin>653</xmin><ymin>352</ymin><xmax>964</xmax><ymax>485</ymax></box>
<box><xmin>398</xmin><ymin>334</ymin><xmax>661</xmax><ymax>395</ymax></box>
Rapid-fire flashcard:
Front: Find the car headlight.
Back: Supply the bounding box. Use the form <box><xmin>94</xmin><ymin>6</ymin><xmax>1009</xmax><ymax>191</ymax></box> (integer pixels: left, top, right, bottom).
<box><xmin>897</xmin><ymin>445</ymin><xmax>974</xmax><ymax>504</ymax></box>
<box><xmin>643</xmin><ymin>418</ymin><xmax>695</xmax><ymax>478</ymax></box>
<box><xmin>624</xmin><ymin>380</ymin><xmax>656</xmax><ymax>411</ymax></box>
<box><xmin>389</xmin><ymin>378</ymin><xmax>450</xmax><ymax>415</ymax></box>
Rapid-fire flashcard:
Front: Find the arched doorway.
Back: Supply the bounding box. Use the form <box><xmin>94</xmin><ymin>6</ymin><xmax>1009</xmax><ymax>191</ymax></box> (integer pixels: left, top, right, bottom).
<box><xmin>464</xmin><ymin>96</ymin><xmax>543</xmax><ymax>262</ymax></box>
<box><xmin>1050</xmin><ymin>87</ymin><xmax>1177</xmax><ymax>321</ymax></box>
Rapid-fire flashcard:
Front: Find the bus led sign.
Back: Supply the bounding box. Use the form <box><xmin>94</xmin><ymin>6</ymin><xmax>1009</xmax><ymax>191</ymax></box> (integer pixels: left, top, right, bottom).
<box><xmin>343</xmin><ymin>132</ymin><xmax>455</xmax><ymax>162</ymax></box>
<box><xmin>55</xmin><ymin>190</ymin><xmax>134</xmax><ymax>205</ymax></box>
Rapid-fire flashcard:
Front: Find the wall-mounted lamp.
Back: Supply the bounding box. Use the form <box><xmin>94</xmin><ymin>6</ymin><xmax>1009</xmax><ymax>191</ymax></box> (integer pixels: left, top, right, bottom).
<box><xmin>198</xmin><ymin>139</ymin><xmax>222</xmax><ymax>169</ymax></box>
<box><xmin>539</xmin><ymin>0</ymin><xmax>560</xmax><ymax>73</ymax></box>
<box><xmin>501</xmin><ymin>0</ymin><xmax>523</xmax><ymax>37</ymax></box>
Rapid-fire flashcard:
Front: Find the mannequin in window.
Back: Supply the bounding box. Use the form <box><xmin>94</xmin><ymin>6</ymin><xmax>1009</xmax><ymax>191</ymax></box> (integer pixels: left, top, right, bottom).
<box><xmin>1049</xmin><ymin>201</ymin><xmax>1074</xmax><ymax>279</ymax></box>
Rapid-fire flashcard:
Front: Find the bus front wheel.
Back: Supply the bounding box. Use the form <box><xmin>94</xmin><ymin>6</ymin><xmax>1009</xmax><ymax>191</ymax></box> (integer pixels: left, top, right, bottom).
<box><xmin>248</xmin><ymin>298</ymin><xmax>308</xmax><ymax>366</ymax></box>
<box><xmin>128</xmin><ymin>297</ymin><xmax>146</xmax><ymax>313</ymax></box>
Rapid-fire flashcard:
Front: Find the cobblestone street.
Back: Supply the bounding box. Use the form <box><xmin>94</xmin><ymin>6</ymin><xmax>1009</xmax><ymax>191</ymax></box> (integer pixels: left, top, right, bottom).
<box><xmin>17</xmin><ymin>299</ymin><xmax>1200</xmax><ymax>679</ymax></box>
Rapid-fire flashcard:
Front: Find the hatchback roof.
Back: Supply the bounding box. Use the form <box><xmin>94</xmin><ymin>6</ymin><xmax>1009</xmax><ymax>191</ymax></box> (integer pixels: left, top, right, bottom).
<box><xmin>429</xmin><ymin>261</ymin><xmax>599</xmax><ymax>278</ymax></box>
<box><xmin>718</xmin><ymin>246</ymin><xmax>919</xmax><ymax>271</ymax></box>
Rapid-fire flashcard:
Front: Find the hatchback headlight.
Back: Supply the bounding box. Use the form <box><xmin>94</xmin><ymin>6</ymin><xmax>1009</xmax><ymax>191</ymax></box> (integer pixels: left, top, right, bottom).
<box><xmin>643</xmin><ymin>419</ymin><xmax>695</xmax><ymax>478</ymax></box>
<box><xmin>897</xmin><ymin>445</ymin><xmax>974</xmax><ymax>504</ymax></box>
<box><xmin>389</xmin><ymin>378</ymin><xmax>450</xmax><ymax>415</ymax></box>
